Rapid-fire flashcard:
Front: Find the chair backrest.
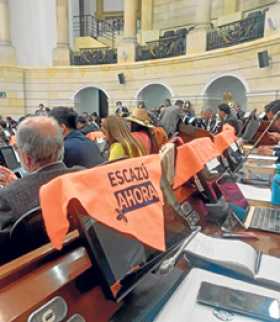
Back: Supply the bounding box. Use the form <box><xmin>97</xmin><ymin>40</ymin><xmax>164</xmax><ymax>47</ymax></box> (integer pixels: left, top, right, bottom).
<box><xmin>10</xmin><ymin>207</ymin><xmax>49</xmax><ymax>257</ymax></box>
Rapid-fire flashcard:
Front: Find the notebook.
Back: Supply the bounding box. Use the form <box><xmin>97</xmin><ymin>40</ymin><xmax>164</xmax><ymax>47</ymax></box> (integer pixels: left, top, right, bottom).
<box><xmin>237</xmin><ymin>183</ymin><xmax>271</xmax><ymax>203</ymax></box>
<box><xmin>154</xmin><ymin>268</ymin><xmax>280</xmax><ymax>322</ymax></box>
<box><xmin>184</xmin><ymin>232</ymin><xmax>280</xmax><ymax>289</ymax></box>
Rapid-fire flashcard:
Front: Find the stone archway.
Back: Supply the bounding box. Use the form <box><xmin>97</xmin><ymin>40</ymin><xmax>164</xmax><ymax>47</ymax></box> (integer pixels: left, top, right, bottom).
<box><xmin>136</xmin><ymin>83</ymin><xmax>173</xmax><ymax>109</ymax></box>
<box><xmin>74</xmin><ymin>86</ymin><xmax>109</xmax><ymax>117</ymax></box>
<box><xmin>204</xmin><ymin>75</ymin><xmax>248</xmax><ymax>110</ymax></box>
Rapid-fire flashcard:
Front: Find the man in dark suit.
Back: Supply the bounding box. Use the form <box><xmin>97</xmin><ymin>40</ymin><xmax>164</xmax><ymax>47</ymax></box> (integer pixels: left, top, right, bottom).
<box><xmin>218</xmin><ymin>103</ymin><xmax>241</xmax><ymax>135</ymax></box>
<box><xmin>0</xmin><ymin>116</ymin><xmax>81</xmax><ymax>232</ymax></box>
<box><xmin>50</xmin><ymin>107</ymin><xmax>104</xmax><ymax>168</ymax></box>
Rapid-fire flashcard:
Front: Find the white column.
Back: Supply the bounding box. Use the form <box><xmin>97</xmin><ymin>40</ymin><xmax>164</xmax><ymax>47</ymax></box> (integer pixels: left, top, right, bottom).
<box><xmin>123</xmin><ymin>0</ymin><xmax>138</xmax><ymax>39</ymax></box>
<box><xmin>265</xmin><ymin>1</ymin><xmax>280</xmax><ymax>36</ymax></box>
<box><xmin>53</xmin><ymin>0</ymin><xmax>70</xmax><ymax>66</ymax></box>
<box><xmin>141</xmin><ymin>0</ymin><xmax>153</xmax><ymax>32</ymax></box>
<box><xmin>195</xmin><ymin>0</ymin><xmax>212</xmax><ymax>28</ymax></box>
<box><xmin>0</xmin><ymin>0</ymin><xmax>16</xmax><ymax>64</ymax></box>
<box><xmin>187</xmin><ymin>0</ymin><xmax>212</xmax><ymax>55</ymax></box>
<box><xmin>118</xmin><ymin>0</ymin><xmax>138</xmax><ymax>63</ymax></box>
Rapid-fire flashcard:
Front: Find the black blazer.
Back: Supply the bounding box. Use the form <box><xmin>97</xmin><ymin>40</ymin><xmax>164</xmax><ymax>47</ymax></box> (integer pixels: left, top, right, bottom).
<box><xmin>64</xmin><ymin>130</ymin><xmax>104</xmax><ymax>168</ymax></box>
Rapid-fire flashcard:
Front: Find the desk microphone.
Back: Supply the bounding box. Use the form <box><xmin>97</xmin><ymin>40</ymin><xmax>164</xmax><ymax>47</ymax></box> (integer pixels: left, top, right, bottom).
<box><xmin>158</xmin><ymin>227</ymin><xmax>201</xmax><ymax>275</ymax></box>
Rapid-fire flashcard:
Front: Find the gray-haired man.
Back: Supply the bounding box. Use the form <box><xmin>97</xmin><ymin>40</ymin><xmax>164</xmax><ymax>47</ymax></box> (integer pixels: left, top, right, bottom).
<box><xmin>0</xmin><ymin>116</ymin><xmax>81</xmax><ymax>232</ymax></box>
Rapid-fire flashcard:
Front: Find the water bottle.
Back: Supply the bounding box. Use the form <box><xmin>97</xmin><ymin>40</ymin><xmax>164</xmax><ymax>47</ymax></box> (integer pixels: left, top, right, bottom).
<box><xmin>271</xmin><ymin>164</ymin><xmax>280</xmax><ymax>206</ymax></box>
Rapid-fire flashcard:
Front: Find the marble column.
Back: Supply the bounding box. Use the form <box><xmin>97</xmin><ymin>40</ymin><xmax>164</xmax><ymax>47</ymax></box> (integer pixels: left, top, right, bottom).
<box><xmin>141</xmin><ymin>0</ymin><xmax>153</xmax><ymax>32</ymax></box>
<box><xmin>53</xmin><ymin>0</ymin><xmax>70</xmax><ymax>66</ymax></box>
<box><xmin>0</xmin><ymin>0</ymin><xmax>16</xmax><ymax>65</ymax></box>
<box><xmin>187</xmin><ymin>0</ymin><xmax>212</xmax><ymax>55</ymax></box>
<box><xmin>118</xmin><ymin>0</ymin><xmax>138</xmax><ymax>63</ymax></box>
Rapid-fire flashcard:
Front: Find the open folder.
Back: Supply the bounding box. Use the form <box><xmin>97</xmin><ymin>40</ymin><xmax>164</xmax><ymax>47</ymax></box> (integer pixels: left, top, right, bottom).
<box><xmin>184</xmin><ymin>233</ymin><xmax>280</xmax><ymax>290</ymax></box>
<box><xmin>154</xmin><ymin>268</ymin><xmax>280</xmax><ymax>322</ymax></box>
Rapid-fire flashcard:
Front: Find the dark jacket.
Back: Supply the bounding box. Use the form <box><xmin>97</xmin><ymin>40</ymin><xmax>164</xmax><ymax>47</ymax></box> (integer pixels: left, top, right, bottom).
<box><xmin>222</xmin><ymin>114</ymin><xmax>242</xmax><ymax>135</ymax></box>
<box><xmin>64</xmin><ymin>130</ymin><xmax>104</xmax><ymax>168</ymax></box>
<box><xmin>81</xmin><ymin>123</ymin><xmax>99</xmax><ymax>135</ymax></box>
<box><xmin>0</xmin><ymin>162</ymin><xmax>81</xmax><ymax>231</ymax></box>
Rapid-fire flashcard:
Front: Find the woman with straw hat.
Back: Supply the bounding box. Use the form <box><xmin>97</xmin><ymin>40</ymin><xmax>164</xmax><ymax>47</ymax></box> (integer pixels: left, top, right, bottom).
<box><xmin>126</xmin><ymin>108</ymin><xmax>154</xmax><ymax>155</ymax></box>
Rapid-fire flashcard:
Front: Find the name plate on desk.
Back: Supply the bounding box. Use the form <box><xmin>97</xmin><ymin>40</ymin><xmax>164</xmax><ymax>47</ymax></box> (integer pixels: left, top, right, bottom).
<box><xmin>206</xmin><ymin>158</ymin><xmax>220</xmax><ymax>172</ymax></box>
<box><xmin>230</xmin><ymin>142</ymin><xmax>238</xmax><ymax>152</ymax></box>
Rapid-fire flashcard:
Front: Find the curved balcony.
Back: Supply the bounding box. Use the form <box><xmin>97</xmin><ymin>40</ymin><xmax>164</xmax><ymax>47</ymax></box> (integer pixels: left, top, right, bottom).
<box><xmin>207</xmin><ymin>11</ymin><xmax>266</xmax><ymax>51</ymax></box>
<box><xmin>136</xmin><ymin>28</ymin><xmax>189</xmax><ymax>61</ymax></box>
<box><xmin>71</xmin><ymin>48</ymin><xmax>117</xmax><ymax>65</ymax></box>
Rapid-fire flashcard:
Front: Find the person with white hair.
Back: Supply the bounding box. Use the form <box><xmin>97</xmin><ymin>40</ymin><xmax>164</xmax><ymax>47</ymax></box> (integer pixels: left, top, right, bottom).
<box><xmin>0</xmin><ymin>116</ymin><xmax>81</xmax><ymax>233</ymax></box>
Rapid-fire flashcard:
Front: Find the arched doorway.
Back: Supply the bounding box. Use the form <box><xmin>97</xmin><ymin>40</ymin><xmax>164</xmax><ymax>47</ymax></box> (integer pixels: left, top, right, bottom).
<box><xmin>137</xmin><ymin>84</ymin><xmax>173</xmax><ymax>109</ymax></box>
<box><xmin>74</xmin><ymin>87</ymin><xmax>109</xmax><ymax>117</ymax></box>
<box><xmin>204</xmin><ymin>76</ymin><xmax>248</xmax><ymax>110</ymax></box>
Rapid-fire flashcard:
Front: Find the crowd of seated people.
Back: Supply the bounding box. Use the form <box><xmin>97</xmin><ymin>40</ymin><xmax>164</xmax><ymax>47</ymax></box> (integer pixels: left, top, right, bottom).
<box><xmin>0</xmin><ymin>97</ymin><xmax>280</xmax><ymax>262</ymax></box>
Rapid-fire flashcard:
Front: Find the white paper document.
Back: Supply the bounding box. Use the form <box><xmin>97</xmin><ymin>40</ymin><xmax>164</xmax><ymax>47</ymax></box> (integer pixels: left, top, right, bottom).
<box><xmin>238</xmin><ymin>183</ymin><xmax>271</xmax><ymax>202</ymax></box>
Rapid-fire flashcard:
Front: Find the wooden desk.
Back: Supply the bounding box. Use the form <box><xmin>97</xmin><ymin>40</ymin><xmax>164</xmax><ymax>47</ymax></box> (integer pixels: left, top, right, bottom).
<box><xmin>0</xmin><ymin>231</ymin><xmax>119</xmax><ymax>322</ymax></box>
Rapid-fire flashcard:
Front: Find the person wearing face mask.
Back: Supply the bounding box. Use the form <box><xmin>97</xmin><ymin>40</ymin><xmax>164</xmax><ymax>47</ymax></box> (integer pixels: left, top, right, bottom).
<box><xmin>49</xmin><ymin>107</ymin><xmax>104</xmax><ymax>168</ymax></box>
<box><xmin>0</xmin><ymin>116</ymin><xmax>82</xmax><ymax>234</ymax></box>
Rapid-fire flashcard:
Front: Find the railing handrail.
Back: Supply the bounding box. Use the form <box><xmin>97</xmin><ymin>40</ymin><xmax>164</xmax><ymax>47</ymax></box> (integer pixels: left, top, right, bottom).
<box><xmin>209</xmin><ymin>10</ymin><xmax>265</xmax><ymax>31</ymax></box>
<box><xmin>73</xmin><ymin>14</ymin><xmax>122</xmax><ymax>47</ymax></box>
<box><xmin>207</xmin><ymin>11</ymin><xmax>265</xmax><ymax>51</ymax></box>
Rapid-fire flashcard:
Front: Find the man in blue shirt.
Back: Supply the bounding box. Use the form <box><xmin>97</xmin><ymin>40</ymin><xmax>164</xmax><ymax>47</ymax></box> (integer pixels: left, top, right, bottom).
<box><xmin>50</xmin><ymin>107</ymin><xmax>104</xmax><ymax>168</ymax></box>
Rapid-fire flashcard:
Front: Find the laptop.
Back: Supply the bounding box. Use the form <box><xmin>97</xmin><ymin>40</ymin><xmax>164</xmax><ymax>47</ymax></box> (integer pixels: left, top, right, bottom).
<box><xmin>230</xmin><ymin>204</ymin><xmax>280</xmax><ymax>234</ymax></box>
<box><xmin>0</xmin><ymin>146</ymin><xmax>25</xmax><ymax>177</ymax></box>
<box><xmin>76</xmin><ymin>212</ymin><xmax>189</xmax><ymax>303</ymax></box>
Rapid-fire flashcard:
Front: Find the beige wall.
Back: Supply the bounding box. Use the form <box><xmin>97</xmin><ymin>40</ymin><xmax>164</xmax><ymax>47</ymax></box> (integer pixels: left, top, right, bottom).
<box><xmin>153</xmin><ymin>0</ymin><xmax>276</xmax><ymax>30</ymax></box>
<box><xmin>1</xmin><ymin>33</ymin><xmax>280</xmax><ymax>117</ymax></box>
<box><xmin>0</xmin><ymin>67</ymin><xmax>25</xmax><ymax>117</ymax></box>
<box><xmin>21</xmin><ymin>33</ymin><xmax>280</xmax><ymax>115</ymax></box>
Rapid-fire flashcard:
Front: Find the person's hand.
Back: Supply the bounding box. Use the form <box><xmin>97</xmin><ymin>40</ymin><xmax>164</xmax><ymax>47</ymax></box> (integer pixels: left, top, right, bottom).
<box><xmin>269</xmin><ymin>132</ymin><xmax>280</xmax><ymax>141</ymax></box>
<box><xmin>0</xmin><ymin>166</ymin><xmax>17</xmax><ymax>187</ymax></box>
<box><xmin>257</xmin><ymin>145</ymin><xmax>273</xmax><ymax>156</ymax></box>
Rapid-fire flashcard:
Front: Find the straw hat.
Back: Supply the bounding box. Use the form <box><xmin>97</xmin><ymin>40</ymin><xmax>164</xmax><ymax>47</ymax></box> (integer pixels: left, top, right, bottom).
<box><xmin>126</xmin><ymin>108</ymin><xmax>154</xmax><ymax>128</ymax></box>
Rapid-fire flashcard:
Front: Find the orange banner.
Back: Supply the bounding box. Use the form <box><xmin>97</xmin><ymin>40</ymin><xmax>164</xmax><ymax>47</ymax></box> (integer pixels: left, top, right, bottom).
<box><xmin>214</xmin><ymin>125</ymin><xmax>237</xmax><ymax>153</ymax></box>
<box><xmin>173</xmin><ymin>138</ymin><xmax>219</xmax><ymax>189</ymax></box>
<box><xmin>40</xmin><ymin>155</ymin><xmax>165</xmax><ymax>251</ymax></box>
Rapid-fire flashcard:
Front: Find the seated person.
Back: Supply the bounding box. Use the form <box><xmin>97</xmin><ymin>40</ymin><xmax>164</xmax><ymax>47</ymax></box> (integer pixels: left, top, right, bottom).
<box><xmin>257</xmin><ymin>112</ymin><xmax>280</xmax><ymax>156</ymax></box>
<box><xmin>101</xmin><ymin>115</ymin><xmax>146</xmax><ymax>161</ymax></box>
<box><xmin>160</xmin><ymin>100</ymin><xmax>185</xmax><ymax>137</ymax></box>
<box><xmin>218</xmin><ymin>103</ymin><xmax>241</xmax><ymax>135</ymax></box>
<box><xmin>265</xmin><ymin>100</ymin><xmax>280</xmax><ymax>121</ymax></box>
<box><xmin>200</xmin><ymin>108</ymin><xmax>218</xmax><ymax>133</ymax></box>
<box><xmin>115</xmin><ymin>101</ymin><xmax>129</xmax><ymax>117</ymax></box>
<box><xmin>0</xmin><ymin>116</ymin><xmax>81</xmax><ymax>232</ymax></box>
<box><xmin>77</xmin><ymin>115</ymin><xmax>99</xmax><ymax>135</ymax></box>
<box><xmin>127</xmin><ymin>108</ymin><xmax>153</xmax><ymax>154</ymax></box>
<box><xmin>50</xmin><ymin>107</ymin><xmax>104</xmax><ymax>168</ymax></box>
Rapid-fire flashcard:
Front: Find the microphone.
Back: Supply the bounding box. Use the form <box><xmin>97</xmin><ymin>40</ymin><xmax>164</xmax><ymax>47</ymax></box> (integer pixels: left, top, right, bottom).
<box><xmin>158</xmin><ymin>227</ymin><xmax>201</xmax><ymax>275</ymax></box>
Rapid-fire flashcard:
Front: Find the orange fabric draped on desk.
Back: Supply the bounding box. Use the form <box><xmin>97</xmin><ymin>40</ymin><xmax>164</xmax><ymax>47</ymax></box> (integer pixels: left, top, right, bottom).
<box><xmin>214</xmin><ymin>124</ymin><xmax>237</xmax><ymax>154</ymax></box>
<box><xmin>40</xmin><ymin>155</ymin><xmax>165</xmax><ymax>251</ymax></box>
<box><xmin>173</xmin><ymin>137</ymin><xmax>220</xmax><ymax>189</ymax></box>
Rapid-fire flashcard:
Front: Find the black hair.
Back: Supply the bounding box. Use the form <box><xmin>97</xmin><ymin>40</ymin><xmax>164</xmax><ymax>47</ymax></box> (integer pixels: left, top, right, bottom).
<box><xmin>77</xmin><ymin>115</ymin><xmax>88</xmax><ymax>125</ymax></box>
<box><xmin>175</xmin><ymin>100</ymin><xmax>184</xmax><ymax>107</ymax></box>
<box><xmin>0</xmin><ymin>120</ymin><xmax>7</xmax><ymax>129</ymax></box>
<box><xmin>218</xmin><ymin>103</ymin><xmax>231</xmax><ymax>115</ymax></box>
<box><xmin>130</xmin><ymin>122</ymin><xmax>148</xmax><ymax>133</ymax></box>
<box><xmin>50</xmin><ymin>107</ymin><xmax>78</xmax><ymax>130</ymax></box>
<box><xmin>270</xmin><ymin>100</ymin><xmax>280</xmax><ymax>115</ymax></box>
